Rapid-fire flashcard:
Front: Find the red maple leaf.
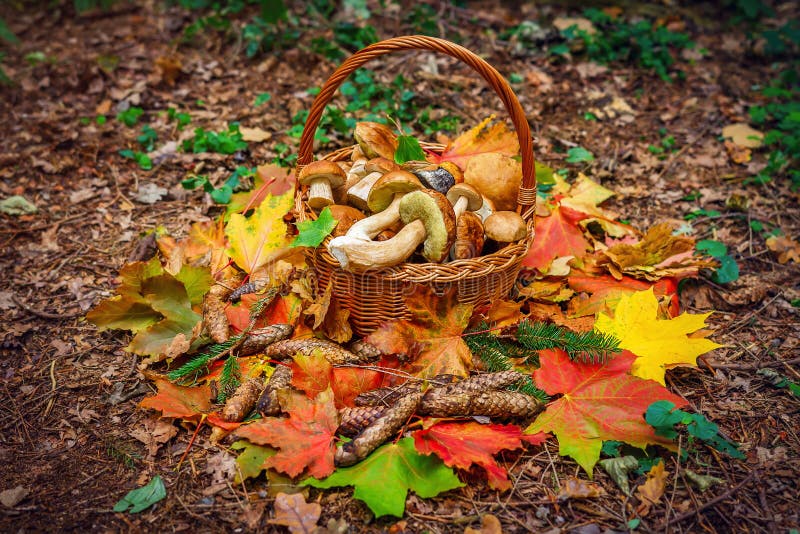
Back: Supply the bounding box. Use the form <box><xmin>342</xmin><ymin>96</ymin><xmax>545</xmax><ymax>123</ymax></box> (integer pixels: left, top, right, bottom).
<box><xmin>366</xmin><ymin>287</ymin><xmax>473</xmax><ymax>380</ymax></box>
<box><xmin>523</xmin><ymin>204</ymin><xmax>591</xmax><ymax>271</ymax></box>
<box><xmin>412</xmin><ymin>421</ymin><xmax>548</xmax><ymax>490</ymax></box>
<box><xmin>567</xmin><ymin>274</ymin><xmax>679</xmax><ymax>318</ymax></box>
<box><xmin>234</xmin><ymin>388</ymin><xmax>338</xmax><ymax>479</ymax></box>
<box><xmin>426</xmin><ymin>116</ymin><xmax>519</xmax><ymax>170</ymax></box>
<box><xmin>527</xmin><ymin>349</ymin><xmax>686</xmax><ymax>475</ymax></box>
<box><xmin>291</xmin><ymin>350</ymin><xmax>386</xmax><ymax>408</ymax></box>
<box><xmin>139</xmin><ymin>379</ymin><xmax>212</xmax><ymax>422</ymax></box>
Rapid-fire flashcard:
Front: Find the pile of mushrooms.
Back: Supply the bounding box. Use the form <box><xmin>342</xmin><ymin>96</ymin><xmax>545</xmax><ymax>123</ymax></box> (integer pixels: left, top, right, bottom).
<box><xmin>300</xmin><ymin>121</ymin><xmax>528</xmax><ymax>273</ymax></box>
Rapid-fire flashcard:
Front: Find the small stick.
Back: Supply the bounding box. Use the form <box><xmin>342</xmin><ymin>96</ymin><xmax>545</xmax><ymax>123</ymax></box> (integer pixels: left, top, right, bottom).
<box><xmin>12</xmin><ymin>295</ymin><xmax>81</xmax><ymax>320</ymax></box>
<box><xmin>661</xmin><ymin>469</ymin><xmax>759</xmax><ymax>528</ymax></box>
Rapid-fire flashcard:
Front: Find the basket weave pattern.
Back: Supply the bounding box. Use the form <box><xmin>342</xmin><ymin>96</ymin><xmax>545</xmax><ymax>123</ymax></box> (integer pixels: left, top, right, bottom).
<box><xmin>294</xmin><ymin>36</ymin><xmax>537</xmax><ymax>336</ymax></box>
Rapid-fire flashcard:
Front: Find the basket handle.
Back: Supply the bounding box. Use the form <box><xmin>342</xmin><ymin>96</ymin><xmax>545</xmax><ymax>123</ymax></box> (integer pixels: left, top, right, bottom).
<box><xmin>296</xmin><ymin>35</ymin><xmax>536</xmax><ymax>217</ymax></box>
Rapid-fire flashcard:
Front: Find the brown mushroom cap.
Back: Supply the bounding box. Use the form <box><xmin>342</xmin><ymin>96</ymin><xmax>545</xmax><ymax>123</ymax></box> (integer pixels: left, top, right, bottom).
<box><xmin>446</xmin><ymin>183</ymin><xmax>483</xmax><ymax>212</ymax></box>
<box><xmin>354</xmin><ymin>122</ymin><xmax>398</xmax><ymax>160</ymax></box>
<box><xmin>366</xmin><ymin>171</ymin><xmax>423</xmax><ymax>212</ymax></box>
<box><xmin>484</xmin><ymin>211</ymin><xmax>528</xmax><ymax>243</ymax></box>
<box><xmin>365</xmin><ymin>157</ymin><xmax>400</xmax><ymax>175</ymax></box>
<box><xmin>328</xmin><ymin>205</ymin><xmax>366</xmax><ymax>237</ymax></box>
<box><xmin>464</xmin><ymin>153</ymin><xmax>521</xmax><ymax>211</ymax></box>
<box><xmin>399</xmin><ymin>190</ymin><xmax>456</xmax><ymax>263</ymax></box>
<box><xmin>452</xmin><ymin>211</ymin><xmax>485</xmax><ymax>260</ymax></box>
<box><xmin>298</xmin><ymin>160</ymin><xmax>346</xmax><ymax>188</ymax></box>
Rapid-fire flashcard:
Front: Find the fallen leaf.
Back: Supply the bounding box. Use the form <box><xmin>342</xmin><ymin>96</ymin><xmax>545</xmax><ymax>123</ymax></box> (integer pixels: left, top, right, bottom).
<box><xmin>557</xmin><ymin>477</ymin><xmax>604</xmax><ymax>500</ymax></box>
<box><xmin>225</xmin><ymin>191</ymin><xmax>294</xmax><ymax>273</ymax></box>
<box><xmin>594</xmin><ymin>288</ymin><xmax>721</xmax><ymax>385</ymax></box>
<box><xmin>290</xmin><ymin>349</ymin><xmax>383</xmax><ymax>408</ymax></box>
<box><xmin>239</xmin><ymin>126</ymin><xmax>272</xmax><ymax>143</ymax></box>
<box><xmin>227</xmin><ymin>164</ymin><xmax>294</xmax><ymax>214</ymax></box>
<box><xmin>231</xmin><ymin>440</ymin><xmax>275</xmax><ymax>483</ymax></box>
<box><xmin>412</xmin><ymin>421</ymin><xmax>543</xmax><ymax>490</ymax></box>
<box><xmin>765</xmin><ymin>235</ymin><xmax>800</xmax><ymax>264</ymax></box>
<box><xmin>724</xmin><ymin>139</ymin><xmax>751</xmax><ymax>164</ymax></box>
<box><xmin>526</xmin><ymin>349</ymin><xmax>685</xmax><ymax>475</ymax></box>
<box><xmin>721</xmin><ymin>123</ymin><xmax>763</xmax><ymax>148</ymax></box>
<box><xmin>464</xmin><ymin>514</ymin><xmax>503</xmax><ymax>534</ymax></box>
<box><xmin>635</xmin><ymin>461</ymin><xmax>668</xmax><ymax>516</ymax></box>
<box><xmin>304</xmin><ymin>437</ymin><xmax>463</xmax><ymax>518</ymax></box>
<box><xmin>598</xmin><ymin>456</ymin><xmax>639</xmax><ymax>495</ymax></box>
<box><xmin>235</xmin><ymin>389</ymin><xmax>338</xmax><ymax>479</ymax></box>
<box><xmin>567</xmin><ymin>274</ymin><xmax>679</xmax><ymax>318</ymax></box>
<box><xmin>523</xmin><ymin>204</ymin><xmax>591</xmax><ymax>271</ymax></box>
<box><xmin>0</xmin><ymin>195</ymin><xmax>37</xmax><ymax>215</ymax></box>
<box><xmin>684</xmin><ymin>469</ymin><xmax>723</xmax><ymax>492</ymax></box>
<box><xmin>269</xmin><ymin>492</ymin><xmax>322</xmax><ymax>534</ymax></box>
<box><xmin>134</xmin><ymin>183</ymin><xmax>168</xmax><ymax>205</ymax></box>
<box><xmin>428</xmin><ymin>116</ymin><xmax>519</xmax><ymax>171</ymax></box>
<box><xmin>139</xmin><ymin>379</ymin><xmax>212</xmax><ymax>422</ymax></box>
<box><xmin>553</xmin><ymin>16</ymin><xmax>595</xmax><ymax>34</ymax></box>
<box><xmin>155</xmin><ymin>55</ymin><xmax>182</xmax><ymax>85</ymax></box>
<box><xmin>0</xmin><ymin>486</ymin><xmax>29</xmax><ymax>508</ymax></box>
<box><xmin>129</xmin><ymin>416</ymin><xmax>178</xmax><ymax>458</ymax></box>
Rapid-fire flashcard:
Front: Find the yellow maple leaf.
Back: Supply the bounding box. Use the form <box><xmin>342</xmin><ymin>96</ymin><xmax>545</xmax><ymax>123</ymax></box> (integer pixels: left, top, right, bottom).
<box><xmin>594</xmin><ymin>288</ymin><xmax>721</xmax><ymax>385</ymax></box>
<box><xmin>225</xmin><ymin>191</ymin><xmax>294</xmax><ymax>273</ymax></box>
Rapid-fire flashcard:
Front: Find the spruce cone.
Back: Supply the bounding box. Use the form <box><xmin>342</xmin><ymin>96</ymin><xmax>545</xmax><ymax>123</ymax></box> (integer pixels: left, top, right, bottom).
<box><xmin>348</xmin><ymin>339</ymin><xmax>383</xmax><ymax>362</ymax></box>
<box><xmin>256</xmin><ymin>365</ymin><xmax>293</xmax><ymax>417</ymax></box>
<box><xmin>263</xmin><ymin>338</ymin><xmax>364</xmax><ymax>365</ymax></box>
<box><xmin>338</xmin><ymin>405</ymin><xmax>386</xmax><ymax>437</ymax></box>
<box><xmin>203</xmin><ymin>272</ymin><xmax>244</xmax><ymax>343</ymax></box>
<box><xmin>354</xmin><ymin>375</ymin><xmax>458</xmax><ymax>407</ymax></box>
<box><xmin>240</xmin><ymin>324</ymin><xmax>294</xmax><ymax>356</ymax></box>
<box><xmin>419</xmin><ymin>390</ymin><xmax>543</xmax><ymax>419</ymax></box>
<box><xmin>222</xmin><ymin>378</ymin><xmax>264</xmax><ymax>422</ymax></box>
<box><xmin>430</xmin><ymin>370</ymin><xmax>526</xmax><ymax>397</ymax></box>
<box><xmin>335</xmin><ymin>390</ymin><xmax>424</xmax><ymax>467</ymax></box>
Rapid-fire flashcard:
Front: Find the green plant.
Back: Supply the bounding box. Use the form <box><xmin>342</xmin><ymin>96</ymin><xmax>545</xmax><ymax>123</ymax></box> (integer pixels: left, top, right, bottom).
<box><xmin>181</xmin><ymin>165</ymin><xmax>256</xmax><ymax>203</ymax></box>
<box><xmin>696</xmin><ymin>239</ymin><xmax>739</xmax><ymax>284</ymax></box>
<box><xmin>117</xmin><ymin>107</ymin><xmax>144</xmax><ymax>127</ymax></box>
<box><xmin>182</xmin><ymin>124</ymin><xmax>248</xmax><ymax>154</ymax></box>
<box><xmin>646</xmin><ymin>400</ymin><xmax>745</xmax><ymax>459</ymax></box>
<box><xmin>560</xmin><ymin>8</ymin><xmax>696</xmax><ymax>81</ymax></box>
<box><xmin>119</xmin><ymin>149</ymin><xmax>153</xmax><ymax>170</ymax></box>
<box><xmin>565</xmin><ymin>146</ymin><xmax>595</xmax><ymax>163</ymax></box>
<box><xmin>137</xmin><ymin>125</ymin><xmax>158</xmax><ymax>152</ymax></box>
<box><xmin>167</xmin><ymin>107</ymin><xmax>191</xmax><ymax>130</ymax></box>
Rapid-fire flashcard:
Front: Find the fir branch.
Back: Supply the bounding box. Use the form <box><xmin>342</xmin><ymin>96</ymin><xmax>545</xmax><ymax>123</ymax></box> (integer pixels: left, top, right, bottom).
<box><xmin>516</xmin><ymin>320</ymin><xmax>620</xmax><ymax>363</ymax></box>
<box><xmin>216</xmin><ymin>356</ymin><xmax>242</xmax><ymax>403</ymax></box>
<box><xmin>168</xmin><ymin>335</ymin><xmax>242</xmax><ymax>383</ymax></box>
<box><xmin>248</xmin><ymin>286</ymin><xmax>281</xmax><ymax>325</ymax></box>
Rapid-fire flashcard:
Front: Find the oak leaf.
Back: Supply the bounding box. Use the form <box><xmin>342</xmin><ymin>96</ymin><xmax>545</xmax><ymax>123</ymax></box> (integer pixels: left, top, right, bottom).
<box><xmin>304</xmin><ymin>437</ymin><xmax>463</xmax><ymax>518</ymax></box>
<box><xmin>635</xmin><ymin>460</ymin><xmax>668</xmax><ymax>516</ymax></box>
<box><xmin>412</xmin><ymin>421</ymin><xmax>547</xmax><ymax>490</ymax></box>
<box><xmin>366</xmin><ymin>287</ymin><xmax>473</xmax><ymax>379</ymax></box>
<box><xmin>594</xmin><ymin>288</ymin><xmax>721</xmax><ymax>385</ymax></box>
<box><xmin>766</xmin><ymin>235</ymin><xmax>800</xmax><ymax>264</ymax></box>
<box><xmin>225</xmin><ymin>191</ymin><xmax>294</xmax><ymax>273</ymax></box>
<box><xmin>427</xmin><ymin>116</ymin><xmax>519</xmax><ymax>170</ymax></box>
<box><xmin>269</xmin><ymin>492</ymin><xmax>321</xmax><ymax>534</ymax></box>
<box><xmin>526</xmin><ymin>349</ymin><xmax>685</xmax><ymax>475</ymax></box>
<box><xmin>234</xmin><ymin>388</ymin><xmax>338</xmax><ymax>479</ymax></box>
<box><xmin>139</xmin><ymin>379</ymin><xmax>212</xmax><ymax>422</ymax></box>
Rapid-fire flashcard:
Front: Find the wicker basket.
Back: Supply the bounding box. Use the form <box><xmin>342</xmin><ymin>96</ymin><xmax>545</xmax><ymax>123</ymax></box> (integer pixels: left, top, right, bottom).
<box><xmin>294</xmin><ymin>36</ymin><xmax>537</xmax><ymax>337</ymax></box>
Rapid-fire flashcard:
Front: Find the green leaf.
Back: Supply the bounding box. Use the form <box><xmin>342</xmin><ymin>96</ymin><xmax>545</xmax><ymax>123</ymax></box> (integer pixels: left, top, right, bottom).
<box><xmin>290</xmin><ymin>207</ymin><xmax>338</xmax><ymax>248</ymax></box>
<box><xmin>565</xmin><ymin>147</ymin><xmax>595</xmax><ymax>164</ymax></box>
<box><xmin>536</xmin><ymin>163</ymin><xmax>556</xmax><ymax>186</ymax></box>
<box><xmin>304</xmin><ymin>437</ymin><xmax>463</xmax><ymax>518</ymax></box>
<box><xmin>175</xmin><ymin>265</ymin><xmax>213</xmax><ymax>306</ymax></box>
<box><xmin>254</xmin><ymin>92</ymin><xmax>272</xmax><ymax>107</ymax></box>
<box><xmin>231</xmin><ymin>440</ymin><xmax>276</xmax><ymax>484</ymax></box>
<box><xmin>394</xmin><ymin>135</ymin><xmax>426</xmax><ymax>164</ymax></box>
<box><xmin>696</xmin><ymin>239</ymin><xmax>727</xmax><ymax>258</ymax></box>
<box><xmin>113</xmin><ymin>475</ymin><xmax>166</xmax><ymax>513</ymax></box>
<box><xmin>645</xmin><ymin>400</ymin><xmax>683</xmax><ymax>439</ymax></box>
<box><xmin>711</xmin><ymin>255</ymin><xmax>739</xmax><ymax>284</ymax></box>
<box><xmin>0</xmin><ymin>18</ymin><xmax>20</xmax><ymax>44</ymax></box>
<box><xmin>117</xmin><ymin>107</ymin><xmax>144</xmax><ymax>127</ymax></box>
<box><xmin>86</xmin><ymin>295</ymin><xmax>161</xmax><ymax>332</ymax></box>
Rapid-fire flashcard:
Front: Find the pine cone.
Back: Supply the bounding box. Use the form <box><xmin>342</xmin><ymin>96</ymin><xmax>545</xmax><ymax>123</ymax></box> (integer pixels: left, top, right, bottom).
<box><xmin>335</xmin><ymin>390</ymin><xmax>424</xmax><ymax>467</ymax></box>
<box><xmin>240</xmin><ymin>324</ymin><xmax>294</xmax><ymax>356</ymax></box>
<box><xmin>222</xmin><ymin>378</ymin><xmax>264</xmax><ymax>422</ymax></box>
<box><xmin>256</xmin><ymin>365</ymin><xmax>293</xmax><ymax>417</ymax></box>
<box><xmin>203</xmin><ymin>272</ymin><xmax>244</xmax><ymax>343</ymax></box>
<box><xmin>348</xmin><ymin>339</ymin><xmax>383</xmax><ymax>362</ymax></box>
<box><xmin>430</xmin><ymin>370</ymin><xmax>525</xmax><ymax>397</ymax></box>
<box><xmin>419</xmin><ymin>390</ymin><xmax>543</xmax><ymax>419</ymax></box>
<box><xmin>263</xmin><ymin>338</ymin><xmax>364</xmax><ymax>365</ymax></box>
<box><xmin>338</xmin><ymin>405</ymin><xmax>386</xmax><ymax>437</ymax></box>
<box><xmin>354</xmin><ymin>375</ymin><xmax>457</xmax><ymax>407</ymax></box>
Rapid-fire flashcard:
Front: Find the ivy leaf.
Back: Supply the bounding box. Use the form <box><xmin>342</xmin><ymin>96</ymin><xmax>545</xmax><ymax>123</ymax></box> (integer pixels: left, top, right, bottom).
<box><xmin>394</xmin><ymin>135</ymin><xmax>427</xmax><ymax>164</ymax></box>
<box><xmin>225</xmin><ymin>191</ymin><xmax>294</xmax><ymax>273</ymax></box>
<box><xmin>234</xmin><ymin>389</ymin><xmax>338</xmax><ymax>479</ymax></box>
<box><xmin>526</xmin><ymin>349</ymin><xmax>686</xmax><ymax>476</ymax></box>
<box><xmin>366</xmin><ymin>286</ymin><xmax>473</xmax><ymax>379</ymax></box>
<box><xmin>113</xmin><ymin>476</ymin><xmax>166</xmax><ymax>514</ymax></box>
<box><xmin>139</xmin><ymin>379</ymin><xmax>212</xmax><ymax>422</ymax></box>
<box><xmin>412</xmin><ymin>422</ymin><xmax>547</xmax><ymax>490</ymax></box>
<box><xmin>594</xmin><ymin>288</ymin><xmax>722</xmax><ymax>385</ymax></box>
<box><xmin>304</xmin><ymin>437</ymin><xmax>463</xmax><ymax>518</ymax></box>
<box><xmin>427</xmin><ymin>116</ymin><xmax>519</xmax><ymax>170</ymax></box>
<box><xmin>290</xmin><ymin>207</ymin><xmax>338</xmax><ymax>248</ymax></box>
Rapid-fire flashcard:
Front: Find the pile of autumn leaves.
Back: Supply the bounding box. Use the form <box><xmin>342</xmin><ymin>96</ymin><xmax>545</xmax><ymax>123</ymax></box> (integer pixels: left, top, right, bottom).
<box><xmin>88</xmin><ymin>118</ymin><xmax>723</xmax><ymax>518</ymax></box>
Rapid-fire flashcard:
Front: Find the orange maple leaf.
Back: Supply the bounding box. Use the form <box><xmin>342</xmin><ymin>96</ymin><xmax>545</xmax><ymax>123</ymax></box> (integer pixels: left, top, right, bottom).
<box><xmin>290</xmin><ymin>349</ymin><xmax>386</xmax><ymax>408</ymax></box>
<box><xmin>427</xmin><ymin>116</ymin><xmax>519</xmax><ymax>170</ymax></box>
<box><xmin>523</xmin><ymin>204</ymin><xmax>592</xmax><ymax>271</ymax></box>
<box><xmin>139</xmin><ymin>379</ymin><xmax>212</xmax><ymax>422</ymax></box>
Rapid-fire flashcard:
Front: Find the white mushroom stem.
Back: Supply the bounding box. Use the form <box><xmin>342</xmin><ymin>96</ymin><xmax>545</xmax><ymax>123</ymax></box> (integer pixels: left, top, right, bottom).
<box><xmin>346</xmin><ymin>195</ymin><xmax>403</xmax><ymax>241</ymax></box>
<box><xmin>328</xmin><ymin>220</ymin><xmax>425</xmax><ymax>272</ymax></box>
<box><xmin>452</xmin><ymin>195</ymin><xmax>469</xmax><ymax>219</ymax></box>
<box><xmin>346</xmin><ymin>172</ymin><xmax>382</xmax><ymax>211</ymax></box>
<box><xmin>308</xmin><ymin>177</ymin><xmax>334</xmax><ymax>206</ymax></box>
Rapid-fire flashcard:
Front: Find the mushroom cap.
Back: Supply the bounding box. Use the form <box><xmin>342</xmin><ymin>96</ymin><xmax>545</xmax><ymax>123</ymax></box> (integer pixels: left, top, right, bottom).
<box><xmin>328</xmin><ymin>205</ymin><xmax>366</xmax><ymax>237</ymax></box>
<box><xmin>446</xmin><ymin>183</ymin><xmax>483</xmax><ymax>211</ymax></box>
<box><xmin>366</xmin><ymin>171</ymin><xmax>423</xmax><ymax>212</ymax></box>
<box><xmin>452</xmin><ymin>211</ymin><xmax>485</xmax><ymax>260</ymax></box>
<box><xmin>365</xmin><ymin>157</ymin><xmax>399</xmax><ymax>175</ymax></box>
<box><xmin>464</xmin><ymin>153</ymin><xmax>522</xmax><ymax>211</ymax></box>
<box><xmin>484</xmin><ymin>211</ymin><xmax>528</xmax><ymax>243</ymax></box>
<box><xmin>298</xmin><ymin>160</ymin><xmax>346</xmax><ymax>188</ymax></box>
<box><xmin>354</xmin><ymin>122</ymin><xmax>398</xmax><ymax>160</ymax></box>
<box><xmin>439</xmin><ymin>161</ymin><xmax>464</xmax><ymax>183</ymax></box>
<box><xmin>399</xmin><ymin>190</ymin><xmax>456</xmax><ymax>263</ymax></box>
<box><xmin>403</xmin><ymin>161</ymin><xmax>456</xmax><ymax>194</ymax></box>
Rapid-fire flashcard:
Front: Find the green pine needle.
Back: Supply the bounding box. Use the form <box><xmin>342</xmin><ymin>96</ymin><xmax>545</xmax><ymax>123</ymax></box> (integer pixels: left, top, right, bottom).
<box><xmin>167</xmin><ymin>335</ymin><xmax>242</xmax><ymax>383</ymax></box>
<box><xmin>217</xmin><ymin>355</ymin><xmax>241</xmax><ymax>403</ymax></box>
<box><xmin>516</xmin><ymin>320</ymin><xmax>620</xmax><ymax>363</ymax></box>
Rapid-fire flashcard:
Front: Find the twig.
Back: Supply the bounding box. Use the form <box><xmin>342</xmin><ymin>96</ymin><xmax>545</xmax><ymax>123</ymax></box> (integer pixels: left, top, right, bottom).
<box><xmin>661</xmin><ymin>469</ymin><xmax>759</xmax><ymax>528</ymax></box>
<box><xmin>654</xmin><ymin>123</ymin><xmax>711</xmax><ymax>182</ymax></box>
<box><xmin>11</xmin><ymin>295</ymin><xmax>81</xmax><ymax>320</ymax></box>
<box><xmin>703</xmin><ymin>355</ymin><xmax>800</xmax><ymax>371</ymax></box>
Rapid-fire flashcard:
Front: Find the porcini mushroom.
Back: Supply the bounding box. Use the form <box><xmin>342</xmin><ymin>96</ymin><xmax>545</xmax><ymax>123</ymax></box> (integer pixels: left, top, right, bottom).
<box><xmin>446</xmin><ymin>183</ymin><xmax>483</xmax><ymax>219</ymax></box>
<box><xmin>402</xmin><ymin>161</ymin><xmax>458</xmax><ymax>194</ymax></box>
<box><xmin>298</xmin><ymin>160</ymin><xmax>347</xmax><ymax>210</ymax></box>
<box><xmin>328</xmin><ymin>205</ymin><xmax>366</xmax><ymax>237</ymax></box>
<box><xmin>345</xmin><ymin>158</ymin><xmax>401</xmax><ymax>211</ymax></box>
<box><xmin>354</xmin><ymin>122</ymin><xmax>398</xmax><ymax>160</ymax></box>
<box><xmin>451</xmin><ymin>211</ymin><xmax>485</xmax><ymax>260</ymax></box>
<box><xmin>328</xmin><ymin>190</ymin><xmax>456</xmax><ymax>272</ymax></box>
<box><xmin>345</xmin><ymin>171</ymin><xmax>422</xmax><ymax>241</ymax></box>
<box><xmin>474</xmin><ymin>195</ymin><xmax>496</xmax><ymax>222</ymax></box>
<box><xmin>484</xmin><ymin>211</ymin><xmax>527</xmax><ymax>246</ymax></box>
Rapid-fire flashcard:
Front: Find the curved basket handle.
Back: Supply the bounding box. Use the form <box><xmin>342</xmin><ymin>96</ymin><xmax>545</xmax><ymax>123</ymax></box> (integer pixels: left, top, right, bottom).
<box><xmin>296</xmin><ymin>35</ymin><xmax>536</xmax><ymax>216</ymax></box>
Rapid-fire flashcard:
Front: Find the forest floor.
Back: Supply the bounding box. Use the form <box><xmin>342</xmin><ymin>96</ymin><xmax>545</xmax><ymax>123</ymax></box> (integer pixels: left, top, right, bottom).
<box><xmin>0</xmin><ymin>1</ymin><xmax>798</xmax><ymax>532</ymax></box>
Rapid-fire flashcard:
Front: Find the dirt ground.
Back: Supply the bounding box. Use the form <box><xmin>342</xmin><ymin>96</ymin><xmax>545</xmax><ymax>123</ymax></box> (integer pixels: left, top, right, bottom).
<box><xmin>1</xmin><ymin>1</ymin><xmax>798</xmax><ymax>532</ymax></box>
